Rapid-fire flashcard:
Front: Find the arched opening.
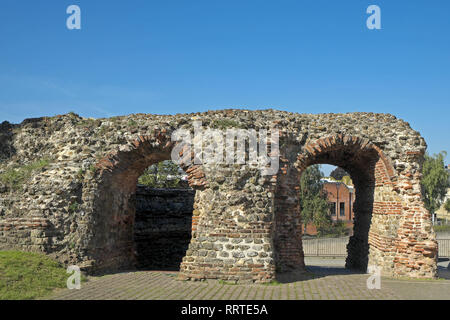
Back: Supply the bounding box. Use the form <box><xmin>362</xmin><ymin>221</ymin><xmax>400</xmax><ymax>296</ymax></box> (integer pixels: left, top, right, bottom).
<box><xmin>301</xmin><ymin>164</ymin><xmax>355</xmax><ymax>238</ymax></box>
<box><xmin>298</xmin><ymin>139</ymin><xmax>382</xmax><ymax>271</ymax></box>
<box><xmin>87</xmin><ymin>135</ymin><xmax>207</xmax><ymax>274</ymax></box>
<box><xmin>273</xmin><ymin>135</ymin><xmax>399</xmax><ymax>278</ymax></box>
<box><xmin>133</xmin><ymin>160</ymin><xmax>194</xmax><ymax>271</ymax></box>
<box><xmin>300</xmin><ymin>164</ymin><xmax>357</xmax><ymax>274</ymax></box>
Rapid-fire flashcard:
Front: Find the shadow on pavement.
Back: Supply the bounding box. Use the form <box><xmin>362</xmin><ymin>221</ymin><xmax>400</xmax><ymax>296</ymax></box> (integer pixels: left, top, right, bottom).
<box><xmin>276</xmin><ymin>265</ymin><xmax>365</xmax><ymax>283</ymax></box>
<box><xmin>437</xmin><ymin>257</ymin><xmax>450</xmax><ymax>280</ymax></box>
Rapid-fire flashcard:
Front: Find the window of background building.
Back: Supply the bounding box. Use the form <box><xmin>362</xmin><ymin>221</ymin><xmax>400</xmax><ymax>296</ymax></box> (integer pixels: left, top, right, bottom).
<box><xmin>340</xmin><ymin>202</ymin><xmax>345</xmax><ymax>217</ymax></box>
<box><xmin>330</xmin><ymin>202</ymin><xmax>336</xmax><ymax>216</ymax></box>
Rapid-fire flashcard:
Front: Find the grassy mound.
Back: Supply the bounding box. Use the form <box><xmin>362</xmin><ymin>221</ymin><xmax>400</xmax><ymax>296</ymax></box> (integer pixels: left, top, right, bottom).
<box><xmin>0</xmin><ymin>251</ymin><xmax>68</xmax><ymax>300</ymax></box>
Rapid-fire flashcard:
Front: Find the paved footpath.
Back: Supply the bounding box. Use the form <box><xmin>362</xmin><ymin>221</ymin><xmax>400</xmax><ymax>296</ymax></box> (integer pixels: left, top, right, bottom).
<box><xmin>50</xmin><ymin>258</ymin><xmax>450</xmax><ymax>300</ymax></box>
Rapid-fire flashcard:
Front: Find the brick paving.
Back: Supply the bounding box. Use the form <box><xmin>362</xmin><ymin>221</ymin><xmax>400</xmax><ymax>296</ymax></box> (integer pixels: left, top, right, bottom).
<box><xmin>50</xmin><ymin>269</ymin><xmax>402</xmax><ymax>300</ymax></box>
<box><xmin>48</xmin><ymin>256</ymin><xmax>450</xmax><ymax>300</ymax></box>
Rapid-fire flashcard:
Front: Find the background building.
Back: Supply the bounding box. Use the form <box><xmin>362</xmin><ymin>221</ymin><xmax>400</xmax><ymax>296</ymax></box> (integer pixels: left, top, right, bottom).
<box><xmin>303</xmin><ymin>178</ymin><xmax>355</xmax><ymax>236</ymax></box>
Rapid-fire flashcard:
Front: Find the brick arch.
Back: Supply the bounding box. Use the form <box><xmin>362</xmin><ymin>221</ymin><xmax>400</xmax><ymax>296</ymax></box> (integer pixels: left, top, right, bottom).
<box><xmin>296</xmin><ymin>134</ymin><xmax>396</xmax><ymax>183</ymax></box>
<box><xmin>87</xmin><ymin>132</ymin><xmax>208</xmax><ymax>273</ymax></box>
<box><xmin>272</xmin><ymin>134</ymin><xmax>402</xmax><ymax>275</ymax></box>
<box><xmin>95</xmin><ymin>134</ymin><xmax>208</xmax><ymax>191</ymax></box>
<box><xmin>299</xmin><ymin>135</ymin><xmax>401</xmax><ymax>272</ymax></box>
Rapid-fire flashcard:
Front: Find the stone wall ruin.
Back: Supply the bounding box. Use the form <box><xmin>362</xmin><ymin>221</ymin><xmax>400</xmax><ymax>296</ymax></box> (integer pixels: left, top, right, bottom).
<box><xmin>0</xmin><ymin>109</ymin><xmax>438</xmax><ymax>282</ymax></box>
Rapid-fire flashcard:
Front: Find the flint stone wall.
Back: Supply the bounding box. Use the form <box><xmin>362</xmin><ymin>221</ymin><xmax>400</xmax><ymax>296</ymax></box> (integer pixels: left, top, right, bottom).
<box><xmin>0</xmin><ymin>109</ymin><xmax>438</xmax><ymax>282</ymax></box>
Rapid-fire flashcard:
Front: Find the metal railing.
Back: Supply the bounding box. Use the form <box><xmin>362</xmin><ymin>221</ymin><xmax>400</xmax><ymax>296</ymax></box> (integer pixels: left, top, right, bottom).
<box><xmin>302</xmin><ymin>237</ymin><xmax>450</xmax><ymax>258</ymax></box>
<box><xmin>439</xmin><ymin>239</ymin><xmax>450</xmax><ymax>258</ymax></box>
<box><xmin>302</xmin><ymin>237</ymin><xmax>349</xmax><ymax>257</ymax></box>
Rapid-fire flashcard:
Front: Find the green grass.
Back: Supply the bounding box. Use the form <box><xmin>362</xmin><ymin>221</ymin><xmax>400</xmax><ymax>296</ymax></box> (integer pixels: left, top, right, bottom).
<box><xmin>68</xmin><ymin>201</ymin><xmax>80</xmax><ymax>213</ymax></box>
<box><xmin>0</xmin><ymin>158</ymin><xmax>50</xmax><ymax>191</ymax></box>
<box><xmin>128</xmin><ymin>119</ymin><xmax>138</xmax><ymax>127</ymax></box>
<box><xmin>0</xmin><ymin>251</ymin><xmax>69</xmax><ymax>300</ymax></box>
<box><xmin>76</xmin><ymin>118</ymin><xmax>102</xmax><ymax>128</ymax></box>
<box><xmin>433</xmin><ymin>224</ymin><xmax>450</xmax><ymax>232</ymax></box>
<box><xmin>261</xmin><ymin>280</ymin><xmax>281</xmax><ymax>286</ymax></box>
<box><xmin>218</xmin><ymin>279</ymin><xmax>238</xmax><ymax>285</ymax></box>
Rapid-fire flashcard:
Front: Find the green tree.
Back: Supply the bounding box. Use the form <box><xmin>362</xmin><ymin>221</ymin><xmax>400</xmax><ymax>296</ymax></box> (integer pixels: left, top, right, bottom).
<box><xmin>330</xmin><ymin>167</ymin><xmax>349</xmax><ymax>181</ymax></box>
<box><xmin>299</xmin><ymin>165</ymin><xmax>332</xmax><ymax>235</ymax></box>
<box><xmin>445</xmin><ymin>199</ymin><xmax>450</xmax><ymax>213</ymax></box>
<box><xmin>421</xmin><ymin>152</ymin><xmax>449</xmax><ymax>215</ymax></box>
<box><xmin>138</xmin><ymin>160</ymin><xmax>184</xmax><ymax>188</ymax></box>
<box><xmin>318</xmin><ymin>220</ymin><xmax>348</xmax><ymax>238</ymax></box>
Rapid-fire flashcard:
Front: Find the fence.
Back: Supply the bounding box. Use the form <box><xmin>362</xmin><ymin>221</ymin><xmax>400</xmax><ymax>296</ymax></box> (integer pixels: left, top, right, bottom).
<box><xmin>439</xmin><ymin>239</ymin><xmax>450</xmax><ymax>258</ymax></box>
<box><xmin>302</xmin><ymin>237</ymin><xmax>349</xmax><ymax>257</ymax></box>
<box><xmin>302</xmin><ymin>237</ymin><xmax>450</xmax><ymax>258</ymax></box>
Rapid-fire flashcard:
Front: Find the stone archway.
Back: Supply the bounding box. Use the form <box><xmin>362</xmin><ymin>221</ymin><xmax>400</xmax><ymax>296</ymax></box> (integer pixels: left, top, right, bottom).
<box><xmin>297</xmin><ymin>135</ymin><xmax>399</xmax><ymax>274</ymax></box>
<box><xmin>270</xmin><ymin>133</ymin><xmax>437</xmax><ymax>278</ymax></box>
<box><xmin>0</xmin><ymin>110</ymin><xmax>438</xmax><ymax>281</ymax></box>
<box><xmin>85</xmin><ymin>134</ymin><xmax>207</xmax><ymax>273</ymax></box>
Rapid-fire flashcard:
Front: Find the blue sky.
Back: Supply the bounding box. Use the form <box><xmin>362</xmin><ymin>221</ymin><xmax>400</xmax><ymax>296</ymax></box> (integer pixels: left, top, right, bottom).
<box><xmin>0</xmin><ymin>1</ymin><xmax>449</xmax><ymax>166</ymax></box>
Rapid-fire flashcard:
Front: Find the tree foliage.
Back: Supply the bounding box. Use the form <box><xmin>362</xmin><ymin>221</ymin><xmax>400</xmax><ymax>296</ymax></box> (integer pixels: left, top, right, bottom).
<box><xmin>445</xmin><ymin>199</ymin><xmax>450</xmax><ymax>213</ymax></box>
<box><xmin>317</xmin><ymin>220</ymin><xmax>348</xmax><ymax>238</ymax></box>
<box><xmin>299</xmin><ymin>165</ymin><xmax>332</xmax><ymax>235</ymax></box>
<box><xmin>421</xmin><ymin>152</ymin><xmax>449</xmax><ymax>214</ymax></box>
<box><xmin>138</xmin><ymin>160</ymin><xmax>185</xmax><ymax>188</ymax></box>
<box><xmin>330</xmin><ymin>167</ymin><xmax>349</xmax><ymax>181</ymax></box>
<box><xmin>341</xmin><ymin>175</ymin><xmax>353</xmax><ymax>186</ymax></box>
